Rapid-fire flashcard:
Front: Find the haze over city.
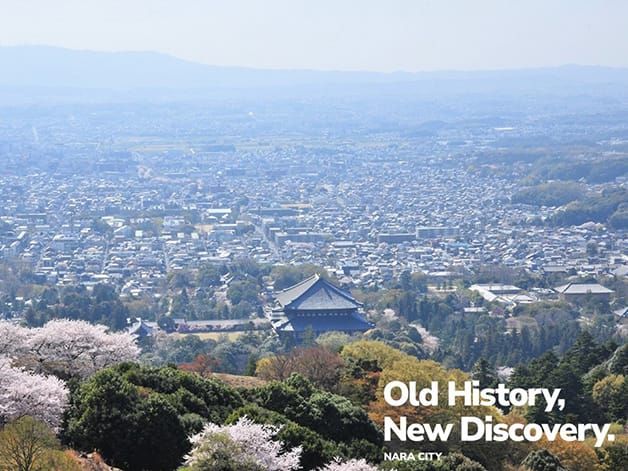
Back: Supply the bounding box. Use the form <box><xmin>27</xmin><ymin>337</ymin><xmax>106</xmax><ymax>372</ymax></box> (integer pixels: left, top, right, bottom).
<box><xmin>2</xmin><ymin>0</ymin><xmax>628</xmax><ymax>71</ymax></box>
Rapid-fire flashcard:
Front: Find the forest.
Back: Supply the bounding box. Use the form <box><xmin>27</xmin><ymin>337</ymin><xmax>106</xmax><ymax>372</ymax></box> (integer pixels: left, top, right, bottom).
<box><xmin>1</xmin><ymin>319</ymin><xmax>626</xmax><ymax>471</ymax></box>
<box><xmin>511</xmin><ymin>183</ymin><xmax>628</xmax><ymax>229</ymax></box>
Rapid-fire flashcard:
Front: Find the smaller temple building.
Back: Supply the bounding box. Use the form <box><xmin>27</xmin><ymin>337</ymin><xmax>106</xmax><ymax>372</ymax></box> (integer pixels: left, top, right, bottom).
<box><xmin>268</xmin><ymin>274</ymin><xmax>373</xmax><ymax>340</ymax></box>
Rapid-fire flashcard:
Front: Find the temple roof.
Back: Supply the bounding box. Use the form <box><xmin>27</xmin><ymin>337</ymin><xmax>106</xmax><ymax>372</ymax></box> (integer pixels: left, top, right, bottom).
<box><xmin>272</xmin><ymin>311</ymin><xmax>372</xmax><ymax>333</ymax></box>
<box><xmin>275</xmin><ymin>274</ymin><xmax>362</xmax><ymax>311</ymax></box>
<box><xmin>127</xmin><ymin>318</ymin><xmax>157</xmax><ymax>337</ymax></box>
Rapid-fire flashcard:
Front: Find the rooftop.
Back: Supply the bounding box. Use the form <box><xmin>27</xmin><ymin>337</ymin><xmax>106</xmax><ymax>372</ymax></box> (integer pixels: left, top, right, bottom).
<box><xmin>276</xmin><ymin>274</ymin><xmax>362</xmax><ymax>311</ymax></box>
<box><xmin>554</xmin><ymin>283</ymin><xmax>614</xmax><ymax>295</ymax></box>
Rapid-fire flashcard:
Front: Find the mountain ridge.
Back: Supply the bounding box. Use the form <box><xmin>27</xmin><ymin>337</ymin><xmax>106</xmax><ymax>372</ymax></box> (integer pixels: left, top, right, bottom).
<box><xmin>3</xmin><ymin>45</ymin><xmax>628</xmax><ymax>91</ymax></box>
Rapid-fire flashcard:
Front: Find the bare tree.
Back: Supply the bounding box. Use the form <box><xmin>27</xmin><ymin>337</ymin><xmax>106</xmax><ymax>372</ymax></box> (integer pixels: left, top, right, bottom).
<box><xmin>0</xmin><ymin>416</ymin><xmax>58</xmax><ymax>471</ymax></box>
<box><xmin>256</xmin><ymin>347</ymin><xmax>344</xmax><ymax>390</ymax></box>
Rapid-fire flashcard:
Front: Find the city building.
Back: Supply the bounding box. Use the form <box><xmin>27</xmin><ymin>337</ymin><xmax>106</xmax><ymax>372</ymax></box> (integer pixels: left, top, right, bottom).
<box><xmin>554</xmin><ymin>283</ymin><xmax>614</xmax><ymax>302</ymax></box>
<box><xmin>268</xmin><ymin>274</ymin><xmax>373</xmax><ymax>340</ymax></box>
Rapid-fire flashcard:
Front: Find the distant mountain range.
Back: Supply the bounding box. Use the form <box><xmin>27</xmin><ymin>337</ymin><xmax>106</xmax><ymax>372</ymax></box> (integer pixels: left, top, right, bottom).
<box><xmin>1</xmin><ymin>45</ymin><xmax>628</xmax><ymax>100</ymax></box>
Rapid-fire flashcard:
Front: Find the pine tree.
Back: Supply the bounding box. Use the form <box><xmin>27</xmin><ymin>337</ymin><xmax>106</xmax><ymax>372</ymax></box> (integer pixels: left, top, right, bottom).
<box><xmin>471</xmin><ymin>358</ymin><xmax>498</xmax><ymax>389</ymax></box>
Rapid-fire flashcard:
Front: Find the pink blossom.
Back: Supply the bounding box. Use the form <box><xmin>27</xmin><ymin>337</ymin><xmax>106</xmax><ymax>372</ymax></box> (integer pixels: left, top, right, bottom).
<box><xmin>186</xmin><ymin>416</ymin><xmax>302</xmax><ymax>471</ymax></box>
<box><xmin>0</xmin><ymin>319</ymin><xmax>139</xmax><ymax>378</ymax></box>
<box><xmin>0</xmin><ymin>356</ymin><xmax>68</xmax><ymax>431</ymax></box>
<box><xmin>0</xmin><ymin>321</ymin><xmax>31</xmax><ymax>356</ymax></box>
<box><xmin>318</xmin><ymin>458</ymin><xmax>381</xmax><ymax>471</ymax></box>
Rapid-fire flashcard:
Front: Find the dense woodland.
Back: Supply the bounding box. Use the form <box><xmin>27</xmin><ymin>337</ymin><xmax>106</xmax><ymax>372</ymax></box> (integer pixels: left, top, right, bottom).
<box><xmin>512</xmin><ymin>183</ymin><xmax>628</xmax><ymax>229</ymax></box>
<box><xmin>1</xmin><ymin>318</ymin><xmax>626</xmax><ymax>470</ymax></box>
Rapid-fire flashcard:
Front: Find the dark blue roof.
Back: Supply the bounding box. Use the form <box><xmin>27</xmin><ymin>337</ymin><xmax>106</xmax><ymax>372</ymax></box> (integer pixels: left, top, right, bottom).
<box><xmin>276</xmin><ymin>274</ymin><xmax>362</xmax><ymax>311</ymax></box>
<box><xmin>273</xmin><ymin>311</ymin><xmax>373</xmax><ymax>333</ymax></box>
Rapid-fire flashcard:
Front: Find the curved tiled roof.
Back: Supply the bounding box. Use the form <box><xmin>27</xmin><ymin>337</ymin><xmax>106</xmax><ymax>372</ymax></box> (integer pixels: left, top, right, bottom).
<box><xmin>276</xmin><ymin>274</ymin><xmax>362</xmax><ymax>311</ymax></box>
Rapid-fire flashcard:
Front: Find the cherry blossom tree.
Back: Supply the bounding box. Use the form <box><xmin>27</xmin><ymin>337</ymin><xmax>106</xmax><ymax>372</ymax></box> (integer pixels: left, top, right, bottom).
<box><xmin>185</xmin><ymin>416</ymin><xmax>302</xmax><ymax>471</ymax></box>
<box><xmin>0</xmin><ymin>319</ymin><xmax>139</xmax><ymax>378</ymax></box>
<box><xmin>27</xmin><ymin>319</ymin><xmax>140</xmax><ymax>378</ymax></box>
<box><xmin>318</xmin><ymin>458</ymin><xmax>380</xmax><ymax>471</ymax></box>
<box><xmin>0</xmin><ymin>321</ymin><xmax>30</xmax><ymax>357</ymax></box>
<box><xmin>0</xmin><ymin>357</ymin><xmax>68</xmax><ymax>431</ymax></box>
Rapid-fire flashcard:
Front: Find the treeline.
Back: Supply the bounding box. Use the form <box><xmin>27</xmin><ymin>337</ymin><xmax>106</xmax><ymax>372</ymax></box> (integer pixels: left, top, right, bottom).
<box><xmin>526</xmin><ymin>156</ymin><xmax>628</xmax><ymax>184</ymax></box>
<box><xmin>253</xmin><ymin>338</ymin><xmax>628</xmax><ymax>471</ymax></box>
<box><xmin>509</xmin><ymin>332</ymin><xmax>627</xmax><ymax>426</ymax></box>
<box><xmin>369</xmin><ymin>287</ymin><xmax>587</xmax><ymax>370</ymax></box>
<box><xmin>63</xmin><ymin>363</ymin><xmax>384</xmax><ymax>471</ymax></box>
<box><xmin>511</xmin><ymin>182</ymin><xmax>584</xmax><ymax>207</ymax></box>
<box><xmin>511</xmin><ymin>182</ymin><xmax>628</xmax><ymax>228</ymax></box>
<box><xmin>551</xmin><ymin>188</ymin><xmax>628</xmax><ymax>228</ymax></box>
<box><xmin>2</xmin><ymin>322</ymin><xmax>627</xmax><ymax>470</ymax></box>
<box><xmin>437</xmin><ymin>321</ymin><xmax>581</xmax><ymax>371</ymax></box>
<box><xmin>480</xmin><ymin>153</ymin><xmax>627</xmax><ymax>184</ymax></box>
<box><xmin>166</xmin><ymin>260</ymin><xmax>328</xmax><ymax>321</ymax></box>
<box><xmin>23</xmin><ymin>283</ymin><xmax>129</xmax><ymax>330</ymax></box>
<box><xmin>166</xmin><ymin>259</ymin><xmax>265</xmax><ymax>321</ymax></box>
<box><xmin>143</xmin><ymin>330</ymin><xmax>279</xmax><ymax>374</ymax></box>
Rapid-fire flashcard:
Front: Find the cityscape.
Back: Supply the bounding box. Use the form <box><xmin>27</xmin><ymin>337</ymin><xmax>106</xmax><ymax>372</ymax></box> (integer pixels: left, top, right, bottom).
<box><xmin>1</xmin><ymin>2</ymin><xmax>628</xmax><ymax>469</ymax></box>
<box><xmin>1</xmin><ymin>92</ymin><xmax>626</xmax><ymax>338</ymax></box>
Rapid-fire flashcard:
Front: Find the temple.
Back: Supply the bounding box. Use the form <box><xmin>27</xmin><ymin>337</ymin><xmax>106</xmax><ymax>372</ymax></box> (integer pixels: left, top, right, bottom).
<box><xmin>268</xmin><ymin>274</ymin><xmax>373</xmax><ymax>340</ymax></box>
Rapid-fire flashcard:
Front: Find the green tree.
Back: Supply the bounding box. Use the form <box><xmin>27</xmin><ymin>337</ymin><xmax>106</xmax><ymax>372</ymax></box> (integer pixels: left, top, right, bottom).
<box><xmin>592</xmin><ymin>374</ymin><xmax>628</xmax><ymax>421</ymax></box>
<box><xmin>586</xmin><ymin>241</ymin><xmax>599</xmax><ymax>257</ymax></box>
<box><xmin>471</xmin><ymin>358</ymin><xmax>498</xmax><ymax>389</ymax></box>
<box><xmin>64</xmin><ymin>369</ymin><xmax>140</xmax><ymax>469</ymax></box>
<box><xmin>227</xmin><ymin>280</ymin><xmax>259</xmax><ymax>306</ymax></box>
<box><xmin>197</xmin><ymin>264</ymin><xmax>222</xmax><ymax>287</ymax></box>
<box><xmin>157</xmin><ymin>315</ymin><xmax>176</xmax><ymax>332</ymax></box>
<box><xmin>521</xmin><ymin>449</ymin><xmax>567</xmax><ymax>471</ymax></box>
<box><xmin>93</xmin><ymin>284</ymin><xmax>117</xmax><ymax>303</ymax></box>
<box><xmin>596</xmin><ymin>440</ymin><xmax>628</xmax><ymax>471</ymax></box>
<box><xmin>399</xmin><ymin>270</ymin><xmax>412</xmax><ymax>291</ymax></box>
<box><xmin>252</xmin><ymin>374</ymin><xmax>382</xmax><ymax>446</ymax></box>
<box><xmin>129</xmin><ymin>395</ymin><xmax>189</xmax><ymax>471</ymax></box>
<box><xmin>66</xmin><ymin>365</ymin><xmax>245</xmax><ymax>470</ymax></box>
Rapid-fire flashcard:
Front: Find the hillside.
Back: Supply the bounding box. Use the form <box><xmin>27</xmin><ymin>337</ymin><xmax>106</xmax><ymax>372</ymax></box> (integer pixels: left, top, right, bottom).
<box><xmin>2</xmin><ymin>46</ymin><xmax>628</xmax><ymax>97</ymax></box>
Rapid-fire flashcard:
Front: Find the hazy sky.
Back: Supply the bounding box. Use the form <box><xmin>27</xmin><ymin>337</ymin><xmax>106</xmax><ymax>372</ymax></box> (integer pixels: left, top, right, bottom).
<box><xmin>2</xmin><ymin>0</ymin><xmax>628</xmax><ymax>72</ymax></box>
